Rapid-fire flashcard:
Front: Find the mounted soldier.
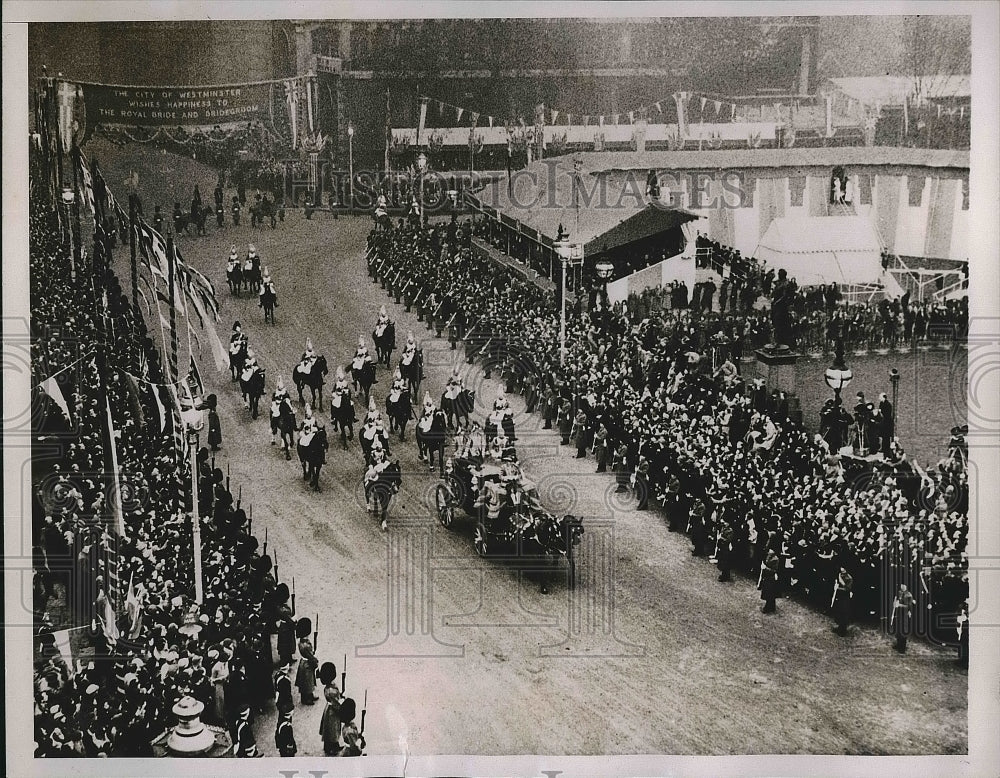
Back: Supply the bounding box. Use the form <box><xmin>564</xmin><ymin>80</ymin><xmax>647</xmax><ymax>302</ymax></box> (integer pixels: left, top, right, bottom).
<box><xmin>259</xmin><ymin>266</ymin><xmax>278</xmax><ymax>324</ymax></box>
<box><xmin>329</xmin><ymin>366</ymin><xmax>356</xmax><ymax>448</ymax></box>
<box><xmin>372</xmin><ymin>304</ymin><xmax>396</xmax><ymax>367</ymax></box>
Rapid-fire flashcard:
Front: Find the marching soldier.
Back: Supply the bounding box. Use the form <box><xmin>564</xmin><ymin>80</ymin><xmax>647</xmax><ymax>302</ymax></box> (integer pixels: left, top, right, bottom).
<box><xmin>274</xmin><ymin>708</ymin><xmax>297</xmax><ymax>756</ymax></box>
<box><xmin>573</xmin><ymin>408</ymin><xmax>588</xmax><ymax>459</ymax></box>
<box><xmin>832</xmin><ymin>566</ymin><xmax>854</xmax><ymax>636</ymax></box>
<box><xmin>274</xmin><ymin>659</ymin><xmax>294</xmax><ymax>714</ymax></box>
<box><xmin>233</xmin><ymin>704</ymin><xmax>261</xmax><ymax>757</ymax></box>
<box><xmin>337</xmin><ymin>697</ymin><xmax>366</xmax><ymax>757</ymax></box>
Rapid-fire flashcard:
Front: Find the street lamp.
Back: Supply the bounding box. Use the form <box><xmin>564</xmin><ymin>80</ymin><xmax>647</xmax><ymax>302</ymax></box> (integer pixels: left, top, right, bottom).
<box><xmin>347</xmin><ymin>121</ymin><xmax>355</xmax><ymax>213</ymax></box>
<box><xmin>181</xmin><ymin>406</ymin><xmax>206</xmax><ymax>605</ymax></box>
<box><xmin>61</xmin><ymin>186</ymin><xmax>76</xmax><ymax>281</ymax></box>
<box><xmin>824</xmin><ymin>339</ymin><xmax>853</xmax><ymax>405</ymax></box>
<box><xmin>555</xmin><ymin>234</ymin><xmax>572</xmax><ymax>366</ymax></box>
<box><xmin>889</xmin><ymin>368</ymin><xmax>900</xmax><ymax>428</ymax></box>
<box><xmin>594</xmin><ymin>259</ymin><xmax>615</xmax><ymax>313</ymax></box>
<box><xmin>416</xmin><ymin>151</ymin><xmax>428</xmax><ymax>224</ymax></box>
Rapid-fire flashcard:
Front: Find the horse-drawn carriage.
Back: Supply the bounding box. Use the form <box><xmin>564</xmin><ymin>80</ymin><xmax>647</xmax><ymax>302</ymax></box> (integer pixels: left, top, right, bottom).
<box><xmin>434</xmin><ymin>457</ymin><xmax>584</xmax><ymax>588</ymax></box>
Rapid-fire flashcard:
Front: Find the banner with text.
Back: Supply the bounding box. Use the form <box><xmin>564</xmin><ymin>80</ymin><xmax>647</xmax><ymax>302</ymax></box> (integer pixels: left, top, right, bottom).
<box><xmin>82</xmin><ymin>81</ymin><xmax>279</xmax><ymax>129</ymax></box>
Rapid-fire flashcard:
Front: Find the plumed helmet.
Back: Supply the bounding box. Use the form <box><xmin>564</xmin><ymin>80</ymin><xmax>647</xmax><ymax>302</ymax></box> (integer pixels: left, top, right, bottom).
<box><xmin>233</xmin><ymin>321</ymin><xmax>242</xmax><ymax>331</ymax></box>
<box><xmin>306</xmin><ymin>338</ymin><xmax>313</xmax><ymax>351</ymax></box>
<box><xmin>394</xmin><ymin>368</ymin><xmax>402</xmax><ymax>380</ymax></box>
<box><xmin>248</xmin><ymin>243</ymin><xmax>256</xmax><ymax>254</ymax></box>
<box><xmin>338</xmin><ymin>697</ymin><xmax>357</xmax><ymax>723</ymax></box>
<box><xmin>247</xmin><ymin>349</ymin><xmax>255</xmax><ymax>359</ymax></box>
<box><xmin>277</xmin><ymin>376</ymin><xmax>285</xmax><ymax>390</ymax></box>
<box><xmin>424</xmin><ymin>392</ymin><xmax>433</xmax><ymax>407</ymax></box>
<box><xmin>336</xmin><ymin>365</ymin><xmax>345</xmax><ymax>380</ymax></box>
<box><xmin>368</xmin><ymin>396</ymin><xmax>376</xmax><ymax>414</ymax></box>
<box><xmin>407</xmin><ymin>330</ymin><xmax>415</xmax><ymax>344</ymax></box>
<box><xmin>379</xmin><ymin>304</ymin><xmax>387</xmax><ymax>317</ymax></box>
<box><xmin>358</xmin><ymin>335</ymin><xmax>365</xmax><ymax>347</ymax></box>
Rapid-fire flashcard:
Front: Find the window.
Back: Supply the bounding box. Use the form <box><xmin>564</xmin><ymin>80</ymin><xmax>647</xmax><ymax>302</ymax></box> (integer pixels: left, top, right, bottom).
<box><xmin>788</xmin><ymin>176</ymin><xmax>806</xmax><ymax>207</ymax></box>
<box><xmin>962</xmin><ymin>177</ymin><xmax>969</xmax><ymax>210</ymax></box>
<box><xmin>907</xmin><ymin>176</ymin><xmax>925</xmax><ymax>207</ymax></box>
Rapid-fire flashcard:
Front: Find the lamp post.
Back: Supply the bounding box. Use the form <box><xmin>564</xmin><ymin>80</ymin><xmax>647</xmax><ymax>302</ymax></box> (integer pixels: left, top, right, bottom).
<box><xmin>416</xmin><ymin>150</ymin><xmax>428</xmax><ymax>225</ymax></box>
<box><xmin>889</xmin><ymin>368</ymin><xmax>900</xmax><ymax>428</ymax></box>
<box><xmin>61</xmin><ymin>186</ymin><xmax>76</xmax><ymax>281</ymax></box>
<box><xmin>181</xmin><ymin>406</ymin><xmax>206</xmax><ymax>605</ymax></box>
<box><xmin>594</xmin><ymin>259</ymin><xmax>615</xmax><ymax>313</ymax></box>
<box><xmin>347</xmin><ymin>121</ymin><xmax>354</xmax><ymax>213</ymax></box>
<box><xmin>555</xmin><ymin>234</ymin><xmax>572</xmax><ymax>366</ymax></box>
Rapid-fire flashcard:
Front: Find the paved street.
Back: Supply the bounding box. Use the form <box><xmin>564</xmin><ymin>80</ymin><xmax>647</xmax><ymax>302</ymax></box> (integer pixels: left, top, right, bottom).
<box><xmin>99</xmin><ymin>143</ymin><xmax>966</xmax><ymax>755</ymax></box>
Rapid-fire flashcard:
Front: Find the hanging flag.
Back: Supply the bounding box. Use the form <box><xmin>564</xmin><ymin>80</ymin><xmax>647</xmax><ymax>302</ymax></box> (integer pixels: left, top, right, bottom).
<box><xmin>51</xmin><ymin>629</ymin><xmax>76</xmax><ymax>676</ymax></box>
<box><xmin>551</xmin><ymin>109</ymin><xmax>559</xmax><ymax>124</ymax></box>
<box><xmin>731</xmin><ymin>104</ymin><xmax>736</xmax><ymax>121</ymax></box>
<box><xmin>76</xmin><ymin>151</ymin><xmax>97</xmax><ymax>217</ymax></box>
<box><xmin>582</xmin><ymin>116</ymin><xmax>590</xmax><ymax>126</ymax></box>
<box><xmin>285</xmin><ymin>80</ymin><xmax>299</xmax><ymax>150</ymax></box>
<box><xmin>960</xmin><ymin>106</ymin><xmax>965</xmax><ymax>120</ymax></box>
<box><xmin>470</xmin><ymin>111</ymin><xmax>479</xmax><ymax>126</ymax></box>
<box><xmin>124</xmin><ymin>571</ymin><xmax>144</xmax><ymax>639</ymax></box>
<box><xmin>714</xmin><ymin>100</ymin><xmax>722</xmax><ymax>114</ymax></box>
<box><xmin>655</xmin><ymin>102</ymin><xmax>662</xmax><ymax>113</ymax></box>
<box><xmin>104</xmin><ymin>397</ymin><xmax>126</xmax><ymax>536</ymax></box>
<box><xmin>146</xmin><ymin>381</ymin><xmax>171</xmax><ymax>435</ymax></box>
<box><xmin>39</xmin><ymin>374</ymin><xmax>72</xmax><ymax>423</ymax></box>
<box><xmin>456</xmin><ymin>107</ymin><xmax>464</xmax><ymax>122</ymax></box>
<box><xmin>437</xmin><ymin>100</ymin><xmax>445</xmax><ymax>116</ymax></box>
<box><xmin>612</xmin><ymin>114</ymin><xmax>619</xmax><ymax>125</ymax></box>
<box><xmin>599</xmin><ymin>115</ymin><xmax>604</xmax><ymax>127</ymax></box>
<box><xmin>95</xmin><ymin>585</ymin><xmax>119</xmax><ymax>643</ymax></box>
<box><xmin>628</xmin><ymin>111</ymin><xmax>635</xmax><ymax>123</ymax></box>
<box><xmin>700</xmin><ymin>97</ymin><xmax>707</xmax><ymax>112</ymax></box>
<box><xmin>936</xmin><ymin>104</ymin><xmax>942</xmax><ymax>118</ymax></box>
<box><xmin>488</xmin><ymin>116</ymin><xmax>494</xmax><ymax>127</ymax></box>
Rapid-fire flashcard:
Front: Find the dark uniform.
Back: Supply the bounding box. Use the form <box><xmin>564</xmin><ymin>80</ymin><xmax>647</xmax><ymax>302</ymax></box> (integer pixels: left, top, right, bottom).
<box><xmin>759</xmin><ymin>549</ymin><xmax>779</xmax><ymax>613</ymax></box>
<box><xmin>274</xmin><ymin>711</ymin><xmax>297</xmax><ymax>756</ymax></box>
<box><xmin>891</xmin><ymin>585</ymin><xmax>914</xmax><ymax>652</ymax></box>
<box><xmin>716</xmin><ymin>524</ymin><xmax>734</xmax><ymax>582</ymax></box>
<box><xmin>832</xmin><ymin>568</ymin><xmax>854</xmax><ymax>636</ymax></box>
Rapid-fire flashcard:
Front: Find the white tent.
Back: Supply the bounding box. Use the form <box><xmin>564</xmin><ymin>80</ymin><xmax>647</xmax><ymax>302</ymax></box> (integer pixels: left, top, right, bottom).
<box><xmin>754</xmin><ymin>215</ymin><xmax>885</xmax><ymax>288</ymax></box>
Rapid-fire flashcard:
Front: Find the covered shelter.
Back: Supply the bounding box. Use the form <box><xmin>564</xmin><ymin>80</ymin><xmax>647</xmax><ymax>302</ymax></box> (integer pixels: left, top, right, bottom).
<box><xmin>467</xmin><ymin>153</ymin><xmax>700</xmax><ymax>301</ymax></box>
<box><xmin>753</xmin><ymin>215</ymin><xmax>900</xmax><ymax>302</ymax></box>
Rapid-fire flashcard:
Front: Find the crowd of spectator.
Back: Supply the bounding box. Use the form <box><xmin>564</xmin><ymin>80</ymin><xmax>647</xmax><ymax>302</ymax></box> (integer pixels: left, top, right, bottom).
<box><xmin>370</xmin><ymin>218</ymin><xmax>969</xmax><ymax>638</ymax></box>
<box><xmin>31</xmin><ymin>150</ymin><xmax>360</xmax><ymax>757</ymax></box>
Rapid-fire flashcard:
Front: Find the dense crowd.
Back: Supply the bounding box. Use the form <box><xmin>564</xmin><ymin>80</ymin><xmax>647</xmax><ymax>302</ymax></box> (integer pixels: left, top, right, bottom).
<box><xmin>685</xmin><ymin>235</ymin><xmax>969</xmax><ymax>355</ymax></box>
<box><xmin>31</xmin><ymin>152</ymin><xmax>363</xmax><ymax>757</ymax></box>
<box><xmin>370</xmin><ymin>217</ymin><xmax>969</xmax><ymax>636</ymax></box>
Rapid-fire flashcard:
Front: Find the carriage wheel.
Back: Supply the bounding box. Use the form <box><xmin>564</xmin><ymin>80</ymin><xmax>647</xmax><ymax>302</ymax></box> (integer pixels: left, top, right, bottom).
<box><xmin>435</xmin><ymin>485</ymin><xmax>455</xmax><ymax>529</ymax></box>
<box><xmin>474</xmin><ymin>522</ymin><xmax>489</xmax><ymax>557</ymax></box>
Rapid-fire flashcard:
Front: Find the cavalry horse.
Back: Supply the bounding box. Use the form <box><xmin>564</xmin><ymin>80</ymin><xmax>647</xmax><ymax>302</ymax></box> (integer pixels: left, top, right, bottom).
<box><xmin>415</xmin><ymin>407</ymin><xmax>448</xmax><ymax>476</ymax></box>
<box><xmin>226</xmin><ymin>258</ymin><xmax>244</xmax><ymax>296</ymax></box>
<box><xmin>348</xmin><ymin>356</ymin><xmax>377</xmax><ymax>406</ymax></box>
<box><xmin>292</xmin><ymin>355</ymin><xmax>328</xmax><ymax>410</ymax></box>
<box><xmin>365</xmin><ymin>459</ymin><xmax>402</xmax><ymax>531</ymax></box>
<box><xmin>271</xmin><ymin>396</ymin><xmax>297</xmax><ymax>460</ymax></box>
<box><xmin>399</xmin><ymin>348</ymin><xmax>423</xmax><ymax>401</ymax></box>
<box><xmin>373</xmin><ymin>321</ymin><xmax>397</xmax><ymax>368</ymax></box>
<box><xmin>386</xmin><ymin>386</ymin><xmax>414</xmax><ymax>441</ymax></box>
<box><xmin>329</xmin><ymin>387</ymin><xmax>357</xmax><ymax>449</ymax></box>
<box><xmin>441</xmin><ymin>388</ymin><xmax>476</xmax><ymax>431</ymax></box>
<box><xmin>259</xmin><ymin>283</ymin><xmax>278</xmax><ymax>325</ymax></box>
<box><xmin>242</xmin><ymin>253</ymin><xmax>261</xmax><ymax>294</ymax></box>
<box><xmin>239</xmin><ymin>364</ymin><xmax>266</xmax><ymax>419</ymax></box>
<box><xmin>296</xmin><ymin>424</ymin><xmax>329</xmax><ymax>491</ymax></box>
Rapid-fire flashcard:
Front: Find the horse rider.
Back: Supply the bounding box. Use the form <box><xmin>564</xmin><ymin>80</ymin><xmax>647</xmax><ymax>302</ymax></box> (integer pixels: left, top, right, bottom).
<box><xmin>299</xmin><ymin>403</ymin><xmax>318</xmax><ymax>440</ymax></box>
<box><xmin>230</xmin><ymin>320</ymin><xmax>248</xmax><ymax>351</ymax></box>
<box><xmin>374</xmin><ymin>193</ymin><xmax>388</xmax><ymax>225</ymax></box>
<box><xmin>241</xmin><ymin>348</ymin><xmax>261</xmax><ymax>382</ymax></box>
<box><xmin>444</xmin><ymin>366</ymin><xmax>464</xmax><ymax>401</ymax></box>
<box><xmin>364</xmin><ymin>444</ymin><xmax>391</xmax><ymax>527</ymax></box>
<box><xmin>299</xmin><ymin>339</ymin><xmax>317</xmax><ymax>375</ymax></box>
<box><xmin>375</xmin><ymin>304</ymin><xmax>391</xmax><ymax>335</ymax></box>
<box><xmin>270</xmin><ymin>389</ymin><xmax>287</xmax><ymax>446</ymax></box>
<box><xmin>389</xmin><ymin>368</ymin><xmax>407</xmax><ymax>399</ymax></box>
<box><xmin>400</xmin><ymin>331</ymin><xmax>424</xmax><ymax>381</ymax></box>
<box><xmin>419</xmin><ymin>392</ymin><xmax>436</xmax><ymax>425</ymax></box>
<box><xmin>259</xmin><ymin>266</ymin><xmax>277</xmax><ymax>303</ymax></box>
<box><xmin>244</xmin><ymin>243</ymin><xmax>258</xmax><ymax>273</ymax></box>
<box><xmin>493</xmin><ymin>388</ymin><xmax>511</xmax><ymax>417</ymax></box>
<box><xmin>352</xmin><ymin>336</ymin><xmax>373</xmax><ymax>372</ymax></box>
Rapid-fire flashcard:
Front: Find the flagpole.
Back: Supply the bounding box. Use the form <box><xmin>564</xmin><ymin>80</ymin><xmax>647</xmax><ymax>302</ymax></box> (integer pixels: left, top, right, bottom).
<box><xmin>166</xmin><ymin>230</ymin><xmax>180</xmax><ymax>467</ymax></box>
<box><xmin>384</xmin><ymin>86</ymin><xmax>391</xmax><ymax>181</ymax></box>
<box><xmin>129</xmin><ymin>194</ymin><xmax>141</xmax><ymax>366</ymax></box>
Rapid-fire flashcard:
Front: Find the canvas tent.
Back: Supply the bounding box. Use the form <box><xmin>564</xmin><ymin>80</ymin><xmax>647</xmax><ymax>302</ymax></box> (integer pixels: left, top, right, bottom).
<box><xmin>754</xmin><ymin>215</ymin><xmax>886</xmax><ymax>290</ymax></box>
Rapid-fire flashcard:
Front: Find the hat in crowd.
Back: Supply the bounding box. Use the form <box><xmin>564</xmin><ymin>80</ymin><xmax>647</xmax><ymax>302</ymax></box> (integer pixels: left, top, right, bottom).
<box><xmin>318</xmin><ymin>662</ymin><xmax>337</xmax><ymax>685</ymax></box>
